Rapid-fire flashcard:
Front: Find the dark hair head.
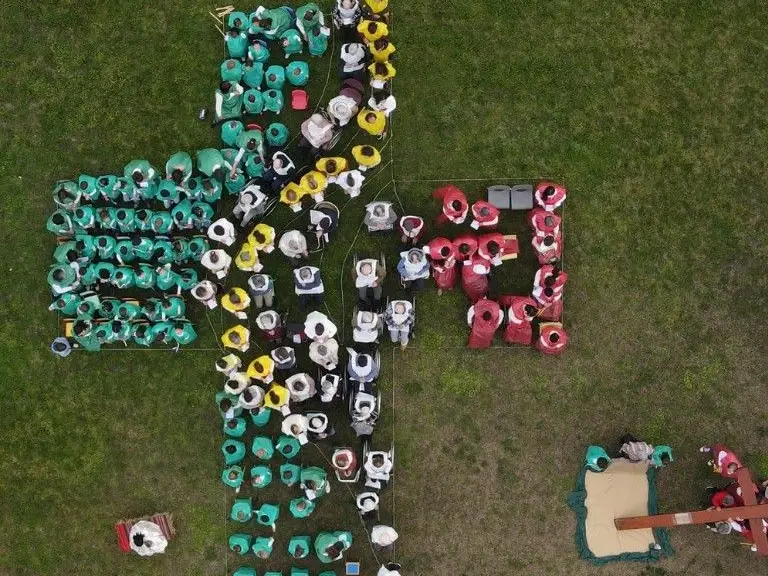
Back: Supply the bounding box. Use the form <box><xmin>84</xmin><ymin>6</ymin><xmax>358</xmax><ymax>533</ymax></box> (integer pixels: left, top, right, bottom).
<box><xmin>660</xmin><ymin>453</ymin><xmax>671</xmax><ymax>464</ymax></box>
<box><xmin>373</xmin><ymin>37</ymin><xmax>388</xmax><ymax>50</ymax></box>
<box><xmin>439</xmin><ymin>246</ymin><xmax>450</xmax><ymax>258</ymax></box>
<box><xmin>596</xmin><ymin>456</ymin><xmax>609</xmax><ymax>469</ymax></box>
<box><xmin>487</xmin><ymin>241</ymin><xmax>499</xmax><ymax>255</ymax></box>
<box><xmin>361</xmin><ymin>146</ymin><xmax>374</xmax><ymax>156</ymax></box>
<box><xmin>549</xmin><ymin>331</ymin><xmax>560</xmax><ymax>343</ymax></box>
<box><xmin>543</xmin><ymin>185</ymin><xmax>555</xmax><ymax>197</ymax></box>
<box><xmin>524</xmin><ymin>304</ymin><xmax>537</xmax><ymax>317</ymax></box>
<box><xmin>52</xmin><ymin>213</ymin><xmax>64</xmax><ymax>225</ymax></box>
<box><xmin>544</xmin><ymin>287</ymin><xmax>554</xmax><ymax>298</ymax></box>
<box><xmin>213</xmin><ymin>167</ymin><xmax>226</xmax><ymax>182</ymax></box>
<box><xmin>481</xmin><ymin>310</ymin><xmax>492</xmax><ymax>321</ymax></box>
<box><xmin>543</xmin><ymin>236</ymin><xmax>554</xmax><ymax>247</ymax></box>
<box><xmin>220</xmin><ymin>81</ymin><xmax>232</xmax><ymax>92</ymax></box>
<box><xmin>367</xmin><ymin>22</ymin><xmax>377</xmax><ymax>33</ymax></box>
<box><xmin>450</xmin><ymin>200</ymin><xmax>462</xmax><ymax>211</ymax></box>
<box><xmin>544</xmin><ymin>276</ymin><xmax>555</xmax><ymax>287</ymax></box>
<box><xmin>259</xmin><ymin>17</ymin><xmax>272</xmax><ymax>27</ymax></box>
<box><xmin>358</xmin><ymin>354</ymin><xmax>369</xmax><ymax>367</ymax></box>
<box><xmin>374</xmin><ymin>63</ymin><xmax>388</xmax><ymax>76</ymax></box>
<box><xmin>214</xmin><ymin>225</ymin><xmax>224</xmax><ymax>235</ymax></box>
<box><xmin>544</xmin><ymin>215</ymin><xmax>555</xmax><ymax>227</ymax></box>
<box><xmin>268</xmin><ymin>390</ymin><xmax>280</xmax><ymax>404</ymax></box>
<box><xmin>171</xmin><ymin>169</ymin><xmax>183</xmax><ymax>184</ymax></box>
<box><xmin>52</xmin><ymin>269</ymin><xmax>65</xmax><ymax>281</ymax></box>
<box><xmin>79</xmin><ymin>180</ymin><xmax>88</xmax><ymax>190</ymax></box>
<box><xmin>132</xmin><ymin>170</ymin><xmax>143</xmax><ymax>184</ymax></box>
<box><xmin>325</xmin><ymin>159</ymin><xmax>337</xmax><ymax>172</ymax></box>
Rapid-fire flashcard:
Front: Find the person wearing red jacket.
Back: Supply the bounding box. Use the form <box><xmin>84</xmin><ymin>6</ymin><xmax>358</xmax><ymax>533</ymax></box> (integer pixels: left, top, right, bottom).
<box><xmin>396</xmin><ymin>215</ymin><xmax>425</xmax><ymax>246</ymax></box>
<box><xmin>423</xmin><ymin>237</ymin><xmax>458</xmax><ymax>294</ymax></box>
<box><xmin>461</xmin><ymin>253</ymin><xmax>490</xmax><ymax>302</ymax></box>
<box><xmin>528</xmin><ymin>207</ymin><xmax>561</xmax><ymax>237</ymax></box>
<box><xmin>452</xmin><ymin>234</ymin><xmax>478</xmax><ymax>263</ymax></box>
<box><xmin>466</xmin><ymin>298</ymin><xmax>502</xmax><ymax>349</ymax></box>
<box><xmin>699</xmin><ymin>444</ymin><xmax>744</xmax><ymax>478</ymax></box>
<box><xmin>433</xmin><ymin>185</ymin><xmax>469</xmax><ymax>226</ymax></box>
<box><xmin>533</xmin><ymin>264</ymin><xmax>568</xmax><ymax>296</ymax></box>
<box><xmin>536</xmin><ymin>322</ymin><xmax>567</xmax><ymax>355</ymax></box>
<box><xmin>499</xmin><ymin>295</ymin><xmax>538</xmax><ymax>345</ymax></box>
<box><xmin>469</xmin><ymin>200</ymin><xmax>500</xmax><ymax>230</ymax></box>
<box><xmin>534</xmin><ymin>181</ymin><xmax>566</xmax><ymax>212</ymax></box>
<box><xmin>532</xmin><ymin>233</ymin><xmax>562</xmax><ymax>265</ymax></box>
<box><xmin>477</xmin><ymin>232</ymin><xmax>506</xmax><ymax>267</ymax></box>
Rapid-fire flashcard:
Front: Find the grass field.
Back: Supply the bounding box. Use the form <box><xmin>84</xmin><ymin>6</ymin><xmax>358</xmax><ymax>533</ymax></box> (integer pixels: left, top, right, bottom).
<box><xmin>1</xmin><ymin>0</ymin><xmax>768</xmax><ymax>575</ymax></box>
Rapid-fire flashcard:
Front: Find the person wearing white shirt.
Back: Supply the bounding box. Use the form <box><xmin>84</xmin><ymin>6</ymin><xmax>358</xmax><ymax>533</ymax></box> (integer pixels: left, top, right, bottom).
<box><xmin>233</xmin><ymin>185</ymin><xmax>268</xmax><ymax>227</ymax></box>
<box><xmin>294</xmin><ymin>266</ymin><xmax>325</xmax><ymax>309</ymax></box>
<box><xmin>215</xmin><ymin>353</ymin><xmax>241</xmax><ymax>376</ymax></box>
<box><xmin>353</xmin><ymin>310</ymin><xmax>382</xmax><ymax>344</ymax></box>
<box><xmin>304</xmin><ymin>311</ymin><xmax>338</xmax><ymax>342</ymax></box>
<box><xmin>207</xmin><ymin>218</ymin><xmax>236</xmax><ymax>246</ymax></box>
<box><xmin>129</xmin><ymin>521</ymin><xmax>168</xmax><ymax>557</ymax></box>
<box><xmin>238</xmin><ymin>385</ymin><xmax>265</xmax><ymax>410</ymax></box>
<box><xmin>286</xmin><ymin>373</ymin><xmax>317</xmax><ymax>402</ymax></box>
<box><xmin>278</xmin><ymin>230</ymin><xmax>309</xmax><ymax>266</ymax></box>
<box><xmin>336</xmin><ymin>169</ymin><xmax>365</xmax><ymax>198</ymax></box>
<box><xmin>201</xmin><ymin>249</ymin><xmax>233</xmax><ymax>279</ymax></box>
<box><xmin>328</xmin><ymin>94</ymin><xmax>359</xmax><ymax>126</ymax></box>
<box><xmin>339</xmin><ymin>42</ymin><xmax>366</xmax><ymax>79</ymax></box>
<box><xmin>319</xmin><ymin>374</ymin><xmax>340</xmax><ymax>402</ymax></box>
<box><xmin>364</xmin><ymin>451</ymin><xmax>393</xmax><ymax>489</ymax></box>
<box><xmin>225</xmin><ymin>372</ymin><xmax>250</xmax><ymax>395</ymax></box>
<box><xmin>282</xmin><ymin>414</ymin><xmax>310</xmax><ymax>445</ymax></box>
<box><xmin>368</xmin><ymin>89</ymin><xmax>396</xmax><ymax>117</ymax></box>
<box><xmin>309</xmin><ymin>338</ymin><xmax>339</xmax><ymax>370</ymax></box>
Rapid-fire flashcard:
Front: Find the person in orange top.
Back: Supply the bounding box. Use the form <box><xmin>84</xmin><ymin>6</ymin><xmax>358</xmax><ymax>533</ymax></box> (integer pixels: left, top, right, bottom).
<box><xmin>357</xmin><ymin>109</ymin><xmax>387</xmax><ymax>138</ymax></box>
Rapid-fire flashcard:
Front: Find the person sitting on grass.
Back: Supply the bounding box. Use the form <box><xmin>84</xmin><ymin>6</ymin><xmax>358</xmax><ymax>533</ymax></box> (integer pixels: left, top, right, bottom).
<box><xmin>585</xmin><ymin>445</ymin><xmax>611</xmax><ymax>472</ymax></box>
<box><xmin>619</xmin><ymin>435</ymin><xmax>673</xmax><ymax>467</ymax></box>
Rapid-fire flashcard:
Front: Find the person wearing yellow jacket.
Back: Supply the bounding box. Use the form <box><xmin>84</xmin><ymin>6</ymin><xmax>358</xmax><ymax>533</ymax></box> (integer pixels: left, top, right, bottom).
<box><xmin>370</xmin><ymin>37</ymin><xmax>395</xmax><ymax>62</ymax></box>
<box><xmin>300</xmin><ymin>170</ymin><xmax>328</xmax><ymax>202</ymax></box>
<box><xmin>247</xmin><ymin>355</ymin><xmax>275</xmax><ymax>384</ymax></box>
<box><xmin>352</xmin><ymin>145</ymin><xmax>382</xmax><ymax>172</ymax></box>
<box><xmin>222</xmin><ymin>287</ymin><xmax>251</xmax><ymax>320</ymax></box>
<box><xmin>357</xmin><ymin>109</ymin><xmax>387</xmax><ymax>138</ymax></box>
<box><xmin>222</xmin><ymin>325</ymin><xmax>251</xmax><ymax>352</ymax></box>
<box><xmin>264</xmin><ymin>383</ymin><xmax>290</xmax><ymax>415</ymax></box>
<box><xmin>280</xmin><ymin>181</ymin><xmax>307</xmax><ymax>212</ymax></box>
<box><xmin>368</xmin><ymin>61</ymin><xmax>396</xmax><ymax>89</ymax></box>
<box><xmin>248</xmin><ymin>223</ymin><xmax>276</xmax><ymax>253</ymax></box>
<box><xmin>235</xmin><ymin>239</ymin><xmax>263</xmax><ymax>273</ymax></box>
<box><xmin>315</xmin><ymin>157</ymin><xmax>348</xmax><ymax>183</ymax></box>
<box><xmin>356</xmin><ymin>19</ymin><xmax>387</xmax><ymax>44</ymax></box>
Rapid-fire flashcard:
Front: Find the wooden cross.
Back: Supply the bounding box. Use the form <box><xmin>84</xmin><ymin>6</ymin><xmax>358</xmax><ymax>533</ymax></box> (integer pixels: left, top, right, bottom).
<box><xmin>615</xmin><ymin>468</ymin><xmax>768</xmax><ymax>555</ymax></box>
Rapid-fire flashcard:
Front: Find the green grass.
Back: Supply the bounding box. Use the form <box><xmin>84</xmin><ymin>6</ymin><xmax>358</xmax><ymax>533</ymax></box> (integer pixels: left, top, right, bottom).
<box><xmin>1</xmin><ymin>0</ymin><xmax>768</xmax><ymax>575</ymax></box>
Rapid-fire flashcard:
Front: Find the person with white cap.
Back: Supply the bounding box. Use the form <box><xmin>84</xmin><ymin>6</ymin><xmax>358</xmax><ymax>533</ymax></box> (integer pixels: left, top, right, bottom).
<box><xmin>327</xmin><ymin>94</ymin><xmax>359</xmax><ymax>127</ymax></box>
<box><xmin>339</xmin><ymin>42</ymin><xmax>366</xmax><ymax>80</ymax></box>
<box><xmin>320</xmin><ymin>374</ymin><xmax>340</xmax><ymax>402</ymax></box>
<box><xmin>309</xmin><ymin>338</ymin><xmax>340</xmax><ymax>370</ymax></box>
<box><xmin>286</xmin><ymin>373</ymin><xmax>317</xmax><ymax>402</ymax></box>
<box><xmin>247</xmin><ymin>274</ymin><xmax>274</xmax><ymax>309</ymax></box>
<box><xmin>233</xmin><ymin>184</ymin><xmax>269</xmax><ymax>227</ymax></box>
<box><xmin>397</xmin><ymin>248</ymin><xmax>430</xmax><ymax>291</ymax></box>
<box><xmin>191</xmin><ymin>280</ymin><xmax>219</xmax><ymax>309</ymax></box>
<box><xmin>201</xmin><ymin>249</ymin><xmax>233</xmax><ymax>280</ymax></box>
<box><xmin>129</xmin><ymin>520</ymin><xmax>168</xmax><ymax>557</ymax></box>
<box><xmin>239</xmin><ymin>385</ymin><xmax>266</xmax><ymax>410</ymax></box>
<box><xmin>371</xmin><ymin>525</ymin><xmax>398</xmax><ymax>551</ymax></box>
<box><xmin>384</xmin><ymin>299</ymin><xmax>415</xmax><ymax>349</ymax></box>
<box><xmin>278</xmin><ymin>230</ymin><xmax>309</xmax><ymax>266</ymax></box>
<box><xmin>352</xmin><ymin>310</ymin><xmax>382</xmax><ymax>345</ymax></box>
<box><xmin>336</xmin><ymin>169</ymin><xmax>365</xmax><ymax>198</ymax></box>
<box><xmin>294</xmin><ymin>266</ymin><xmax>325</xmax><ymax>309</ymax></box>
<box><xmin>225</xmin><ymin>371</ymin><xmax>251</xmax><ymax>396</ymax></box>
<box><xmin>346</xmin><ymin>347</ymin><xmax>379</xmax><ymax>383</ymax></box>
<box><xmin>255</xmin><ymin>310</ymin><xmax>284</xmax><ymax>342</ymax></box>
<box><xmin>364</xmin><ymin>201</ymin><xmax>397</xmax><ymax>233</ymax></box>
<box><xmin>208</xmin><ymin>218</ymin><xmax>237</xmax><ymax>246</ymax></box>
<box><xmin>353</xmin><ymin>257</ymin><xmax>385</xmax><ymax>304</ymax></box>
<box><xmin>356</xmin><ymin>491</ymin><xmax>379</xmax><ymax>521</ymax></box>
<box><xmin>352</xmin><ymin>389</ymin><xmax>377</xmax><ymax>422</ymax></box>
<box><xmin>307</xmin><ymin>412</ymin><xmax>334</xmax><ymax>440</ymax></box>
<box><xmin>216</xmin><ymin>353</ymin><xmax>242</xmax><ymax>376</ymax></box>
<box><xmin>271</xmin><ymin>346</ymin><xmax>296</xmax><ymax>371</ymax></box>
<box><xmin>304</xmin><ymin>310</ymin><xmax>338</xmax><ymax>342</ymax></box>
<box><xmin>364</xmin><ymin>450</ymin><xmax>393</xmax><ymax>489</ymax></box>
<box><xmin>282</xmin><ymin>414</ymin><xmax>310</xmax><ymax>445</ymax></box>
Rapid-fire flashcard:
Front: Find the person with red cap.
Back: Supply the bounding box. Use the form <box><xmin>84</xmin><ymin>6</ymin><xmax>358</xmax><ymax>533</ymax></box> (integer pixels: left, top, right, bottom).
<box><xmin>452</xmin><ymin>233</ymin><xmax>478</xmax><ymax>263</ymax></box>
<box><xmin>469</xmin><ymin>200</ymin><xmax>500</xmax><ymax>230</ymax></box>
<box><xmin>532</xmin><ymin>233</ymin><xmax>562</xmax><ymax>265</ymax></box>
<box><xmin>396</xmin><ymin>215</ymin><xmax>425</xmax><ymax>246</ymax></box>
<box><xmin>433</xmin><ymin>185</ymin><xmax>469</xmax><ymax>226</ymax></box>
<box><xmin>461</xmin><ymin>253</ymin><xmax>491</xmax><ymax>302</ymax></box>
<box><xmin>466</xmin><ymin>298</ymin><xmax>502</xmax><ymax>349</ymax></box>
<box><xmin>528</xmin><ymin>207</ymin><xmax>562</xmax><ymax>237</ymax></box>
<box><xmin>424</xmin><ymin>237</ymin><xmax>458</xmax><ymax>294</ymax></box>
<box><xmin>477</xmin><ymin>232</ymin><xmax>506</xmax><ymax>267</ymax></box>
<box><xmin>536</xmin><ymin>322</ymin><xmax>568</xmax><ymax>355</ymax></box>
<box><xmin>499</xmin><ymin>296</ymin><xmax>538</xmax><ymax>345</ymax></box>
<box><xmin>534</xmin><ymin>181</ymin><xmax>566</xmax><ymax>212</ymax></box>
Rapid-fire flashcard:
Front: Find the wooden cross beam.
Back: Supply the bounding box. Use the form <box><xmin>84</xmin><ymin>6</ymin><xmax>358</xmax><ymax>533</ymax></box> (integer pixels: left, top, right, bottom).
<box><xmin>615</xmin><ymin>468</ymin><xmax>768</xmax><ymax>556</ymax></box>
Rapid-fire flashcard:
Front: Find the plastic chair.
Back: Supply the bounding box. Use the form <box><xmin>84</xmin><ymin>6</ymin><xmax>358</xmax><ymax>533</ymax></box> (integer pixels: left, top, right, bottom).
<box><xmin>291</xmin><ymin>89</ymin><xmax>308</xmax><ymax>110</ymax></box>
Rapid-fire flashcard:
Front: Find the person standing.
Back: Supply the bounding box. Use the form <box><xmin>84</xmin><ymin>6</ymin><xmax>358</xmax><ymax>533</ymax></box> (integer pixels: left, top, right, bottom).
<box><xmin>384</xmin><ymin>300</ymin><xmax>415</xmax><ymax>349</ymax></box>
<box><xmin>423</xmin><ymin>237</ymin><xmax>458</xmax><ymax>295</ymax></box>
<box><xmin>278</xmin><ymin>230</ymin><xmax>310</xmax><ymax>266</ymax></box>
<box><xmin>433</xmin><ymin>184</ymin><xmax>468</xmax><ymax>225</ymax></box>
<box><xmin>294</xmin><ymin>266</ymin><xmax>325</xmax><ymax>309</ymax></box>
<box><xmin>536</xmin><ymin>323</ymin><xmax>568</xmax><ymax>355</ymax></box>
<box><xmin>466</xmin><ymin>298</ymin><xmax>502</xmax><ymax>349</ymax></box>
<box><xmin>247</xmin><ymin>274</ymin><xmax>274</xmax><ymax>309</ymax></box>
<box><xmin>534</xmin><ymin>181</ymin><xmax>567</xmax><ymax>211</ymax></box>
<box><xmin>500</xmin><ymin>296</ymin><xmax>538</xmax><ymax>346</ymax></box>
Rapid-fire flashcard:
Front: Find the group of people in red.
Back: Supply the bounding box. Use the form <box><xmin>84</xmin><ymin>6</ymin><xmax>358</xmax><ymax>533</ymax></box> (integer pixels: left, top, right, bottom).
<box><xmin>423</xmin><ymin>181</ymin><xmax>568</xmax><ymax>353</ymax></box>
<box><xmin>702</xmin><ymin>443</ymin><xmax>768</xmax><ymax>549</ymax></box>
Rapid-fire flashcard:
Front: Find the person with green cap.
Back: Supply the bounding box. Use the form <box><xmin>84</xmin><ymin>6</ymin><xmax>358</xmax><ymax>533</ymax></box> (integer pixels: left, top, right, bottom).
<box><xmin>300</xmin><ymin>466</ymin><xmax>330</xmax><ymax>500</ymax></box>
<box><xmin>47</xmin><ymin>210</ymin><xmax>74</xmax><ymax>236</ymax></box>
<box><xmin>96</xmin><ymin>207</ymin><xmax>118</xmax><ymax>230</ymax></box>
<box><xmin>224</xmin><ymin>416</ymin><xmax>247</xmax><ymax>438</ymax></box>
<box><xmin>222</xmin><ymin>465</ymin><xmax>245</xmax><ymax>491</ymax></box>
<box><xmin>112</xmin><ymin>267</ymin><xmax>136</xmax><ymax>290</ymax></box>
<box><xmin>71</xmin><ymin>319</ymin><xmax>100</xmax><ymax>352</ymax></box>
<box><xmin>196</xmin><ymin>148</ymin><xmax>228</xmax><ymax>180</ymax></box>
<box><xmin>226</xmin><ymin>27</ymin><xmax>248</xmax><ymax>59</ymax></box>
<box><xmin>215</xmin><ymin>81</ymin><xmax>245</xmax><ymax>121</ymax></box>
<box><xmin>230</xmin><ymin>498</ymin><xmax>253</xmax><ymax>522</ymax></box>
<box><xmin>247</xmin><ymin>39</ymin><xmax>271</xmax><ymax>63</ymax></box>
<box><xmin>166</xmin><ymin>151</ymin><xmax>193</xmax><ymax>185</ymax></box>
<box><xmin>254</xmin><ymin>5</ymin><xmax>295</xmax><ymax>39</ymax></box>
<box><xmin>150</xmin><ymin>212</ymin><xmax>175</xmax><ymax>235</ymax></box>
<box><xmin>307</xmin><ymin>26</ymin><xmax>329</xmax><ymax>56</ymax></box>
<box><xmin>95</xmin><ymin>175</ymin><xmax>119</xmax><ymax>202</ymax></box>
<box><xmin>115</xmin><ymin>208</ymin><xmax>135</xmax><ymax>233</ymax></box>
<box><xmin>229</xmin><ymin>533</ymin><xmax>251</xmax><ymax>556</ymax></box>
<box><xmin>250</xmin><ymin>464</ymin><xmax>273</xmax><ymax>488</ymax></box>
<box><xmin>280</xmin><ymin>463</ymin><xmax>301</xmax><ymax>487</ymax></box>
<box><xmin>250</xmin><ymin>407</ymin><xmax>271</xmax><ymax>427</ymax></box>
<box><xmin>585</xmin><ymin>445</ymin><xmax>611</xmax><ymax>472</ymax></box>
<box><xmin>252</xmin><ymin>536</ymin><xmax>275</xmax><ymax>560</ymax></box>
<box><xmin>221</xmin><ymin>58</ymin><xmax>244</xmax><ymax>83</ymax></box>
<box><xmin>222</xmin><ymin>439</ymin><xmax>246</xmax><ymax>466</ymax></box>
<box><xmin>243</xmin><ymin>60</ymin><xmax>264</xmax><ymax>89</ymax></box>
<box><xmin>280</xmin><ymin>29</ymin><xmax>303</xmax><ymax>58</ymax></box>
<box><xmin>314</xmin><ymin>532</ymin><xmax>352</xmax><ymax>563</ymax></box>
<box><xmin>53</xmin><ymin>180</ymin><xmax>80</xmax><ymax>211</ymax></box>
<box><xmin>288</xmin><ymin>535</ymin><xmax>312</xmax><ymax>559</ymax></box>
<box><xmin>265</xmin><ymin>65</ymin><xmax>286</xmax><ymax>90</ymax></box>
<box><xmin>156</xmin><ymin>179</ymin><xmax>181</xmax><ymax>208</ymax></box>
<box><xmin>115</xmin><ymin>301</ymin><xmax>141</xmax><ymax>322</ymax></box>
<box><xmin>286</xmin><ymin>61</ymin><xmax>310</xmax><ymax>86</ymax></box>
<box><xmin>255</xmin><ymin>503</ymin><xmax>280</xmax><ymax>531</ymax></box>
<box><xmin>49</xmin><ymin>292</ymin><xmax>81</xmax><ymax>315</ymax></box>
<box><xmin>252</xmin><ymin>436</ymin><xmax>275</xmax><ymax>461</ymax></box>
<box><xmin>124</xmin><ymin>159</ymin><xmax>159</xmax><ymax>198</ymax></box>
<box><xmin>48</xmin><ymin>263</ymin><xmax>80</xmax><ymax>295</ymax></box>
<box><xmin>263</xmin><ymin>89</ymin><xmax>284</xmax><ymax>114</ymax></box>
<box><xmin>266</xmin><ymin>123</ymin><xmax>289</xmax><ymax>147</ymax></box>
<box><xmin>77</xmin><ymin>174</ymin><xmax>100</xmax><ymax>201</ymax></box>
<box><xmin>221</xmin><ymin>119</ymin><xmax>244</xmax><ymax>147</ymax></box>
<box><xmin>71</xmin><ymin>206</ymin><xmax>96</xmax><ymax>231</ymax></box>
<box><xmin>276</xmin><ymin>435</ymin><xmax>301</xmax><ymax>459</ymax></box>
<box><xmin>289</xmin><ymin>497</ymin><xmax>316</xmax><ymax>519</ymax></box>
<box><xmin>228</xmin><ymin>10</ymin><xmax>248</xmax><ymax>30</ymax></box>
<box><xmin>171</xmin><ymin>200</ymin><xmax>194</xmax><ymax>231</ymax></box>
<box><xmin>243</xmin><ymin>89</ymin><xmax>264</xmax><ymax>114</ymax></box>
<box><xmin>295</xmin><ymin>3</ymin><xmax>325</xmax><ymax>39</ymax></box>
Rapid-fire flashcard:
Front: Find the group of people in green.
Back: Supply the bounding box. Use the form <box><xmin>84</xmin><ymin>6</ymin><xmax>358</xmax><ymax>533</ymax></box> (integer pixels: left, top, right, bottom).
<box><xmin>228</xmin><ymin>531</ymin><xmax>351</xmax><ymax>566</ymax></box>
<box><xmin>69</xmin><ymin>316</ymin><xmax>196</xmax><ymax>351</ymax></box>
<box><xmin>585</xmin><ymin>435</ymin><xmax>674</xmax><ymax>472</ymax></box>
<box><xmin>215</xmin><ymin>2</ymin><xmax>329</xmax><ymax>122</ymax></box>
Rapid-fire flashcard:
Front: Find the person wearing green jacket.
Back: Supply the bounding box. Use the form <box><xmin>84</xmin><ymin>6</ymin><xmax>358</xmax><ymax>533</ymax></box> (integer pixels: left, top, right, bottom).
<box><xmin>135</xmin><ymin>264</ymin><xmax>157</xmax><ymax>290</ymax></box>
<box><xmin>191</xmin><ymin>202</ymin><xmax>214</xmax><ymax>231</ymax></box>
<box><xmin>215</xmin><ymin>81</ymin><xmax>245</xmax><ymax>121</ymax></box>
<box><xmin>307</xmin><ymin>26</ymin><xmax>329</xmax><ymax>56</ymax></box>
<box><xmin>288</xmin><ymin>535</ymin><xmax>311</xmax><ymax>559</ymax></box>
<box><xmin>262</xmin><ymin>89</ymin><xmax>284</xmax><ymax>114</ymax></box>
<box><xmin>74</xmin><ymin>235</ymin><xmax>97</xmax><ymax>260</ymax></box>
<box><xmin>245</xmin><ymin>154</ymin><xmax>264</xmax><ymax>179</ymax></box>
<box><xmin>134</xmin><ymin>209</ymin><xmax>154</xmax><ymax>232</ymax></box>
<box><xmin>224</xmin><ymin>417</ymin><xmax>247</xmax><ymax>438</ymax></box>
<box><xmin>150</xmin><ymin>212</ymin><xmax>174</xmax><ymax>235</ymax></box>
<box><xmin>161</xmin><ymin>296</ymin><xmax>185</xmax><ymax>320</ymax></box>
<box><xmin>93</xmin><ymin>235</ymin><xmax>117</xmax><ymax>259</ymax></box>
<box><xmin>196</xmin><ymin>148</ymin><xmax>227</xmax><ymax>180</ymax></box>
<box><xmin>221</xmin><ymin>119</ymin><xmax>244</xmax><ymax>147</ymax></box>
<box><xmin>171</xmin><ymin>199</ymin><xmax>194</xmax><ymax>231</ymax></box>
<box><xmin>53</xmin><ymin>241</ymin><xmax>79</xmax><ymax>264</ymax></box>
<box><xmin>222</xmin><ymin>465</ymin><xmax>245</xmax><ymax>491</ymax></box>
<box><xmin>94</xmin><ymin>175</ymin><xmax>118</xmax><ymax>202</ymax></box>
<box><xmin>289</xmin><ymin>497</ymin><xmax>315</xmax><ymax>519</ymax></box>
<box><xmin>280</xmin><ymin>29</ymin><xmax>303</xmax><ymax>58</ymax></box>
<box><xmin>47</xmin><ymin>263</ymin><xmax>80</xmax><ymax>294</ymax></box>
<box><xmin>156</xmin><ymin>179</ymin><xmax>181</xmax><ymax>208</ymax></box>
<box><xmin>286</xmin><ymin>61</ymin><xmax>310</xmax><ymax>87</ymax></box>
<box><xmin>95</xmin><ymin>207</ymin><xmax>117</xmax><ymax>230</ymax></box>
<box><xmin>53</xmin><ymin>180</ymin><xmax>80</xmax><ymax>211</ymax></box>
<box><xmin>112</xmin><ymin>267</ymin><xmax>136</xmax><ymax>290</ymax></box>
<box><xmin>250</xmin><ymin>465</ymin><xmax>273</xmax><ymax>488</ymax></box>
<box><xmin>229</xmin><ymin>533</ymin><xmax>251</xmax><ymax>556</ymax></box>
<box><xmin>255</xmin><ymin>503</ymin><xmax>280</xmax><ymax>530</ymax></box>
<box><xmin>200</xmin><ymin>179</ymin><xmax>222</xmax><ymax>203</ymax></box>
<box><xmin>155</xmin><ymin>265</ymin><xmax>180</xmax><ymax>292</ymax></box>
<box><xmin>221</xmin><ymin>59</ymin><xmax>244</xmax><ymax>83</ymax></box>
<box><xmin>153</xmin><ymin>238</ymin><xmax>174</xmax><ymax>264</ymax></box>
<box><xmin>227</xmin><ymin>11</ymin><xmax>248</xmax><ymax>31</ymax></box>
<box><xmin>247</xmin><ymin>39</ymin><xmax>271</xmax><ymax>63</ymax></box>
<box><xmin>72</xmin><ymin>319</ymin><xmax>101</xmax><ymax>352</ymax></box>
<box><xmin>77</xmin><ymin>174</ymin><xmax>100</xmax><ymax>201</ymax></box>
<box><xmin>243</xmin><ymin>89</ymin><xmax>264</xmax><ymax>114</ymax></box>
<box><xmin>226</xmin><ymin>27</ymin><xmax>248</xmax><ymax>59</ymax></box>
<box><xmin>276</xmin><ymin>435</ymin><xmax>301</xmax><ymax>459</ymax></box>
<box><xmin>170</xmin><ymin>322</ymin><xmax>197</xmax><ymax>345</ymax></box>
<box><xmin>585</xmin><ymin>445</ymin><xmax>611</xmax><ymax>472</ymax></box>
<box><xmin>142</xmin><ymin>298</ymin><xmax>163</xmax><ymax>322</ymax></box>
<box><xmin>99</xmin><ymin>297</ymin><xmax>120</xmax><ymax>320</ymax></box>
<box><xmin>116</xmin><ymin>177</ymin><xmax>141</xmax><ymax>204</ymax></box>
<box><xmin>124</xmin><ymin>159</ymin><xmax>159</xmax><ymax>199</ymax></box>
<box><xmin>177</xmin><ymin>268</ymin><xmax>198</xmax><ymax>291</ymax></box>
<box><xmin>300</xmin><ymin>466</ymin><xmax>330</xmax><ymax>500</ymax></box>
<box><xmin>243</xmin><ymin>60</ymin><xmax>265</xmax><ymax>90</ymax></box>
<box><xmin>295</xmin><ymin>3</ymin><xmax>324</xmax><ymax>38</ymax></box>
<box><xmin>47</xmin><ymin>210</ymin><xmax>74</xmax><ymax>236</ymax></box>
<box><xmin>166</xmin><ymin>151</ymin><xmax>193</xmax><ymax>185</ymax></box>
<box><xmin>115</xmin><ymin>208</ymin><xmax>135</xmax><ymax>233</ymax></box>
<box><xmin>280</xmin><ymin>463</ymin><xmax>301</xmax><ymax>487</ymax></box>
<box><xmin>48</xmin><ymin>292</ymin><xmax>81</xmax><ymax>315</ymax></box>
<box><xmin>255</xmin><ymin>6</ymin><xmax>294</xmax><ymax>39</ymax></box>
<box><xmin>251</xmin><ymin>536</ymin><xmax>274</xmax><ymax>560</ymax></box>
<box><xmin>114</xmin><ymin>239</ymin><xmax>137</xmax><ymax>264</ymax></box>
<box><xmin>230</xmin><ymin>498</ymin><xmax>253</xmax><ymax>522</ymax></box>
<box><xmin>115</xmin><ymin>301</ymin><xmax>141</xmax><ymax>322</ymax></box>
<box><xmin>252</xmin><ymin>436</ymin><xmax>275</xmax><ymax>460</ymax></box>
<box><xmin>250</xmin><ymin>407</ymin><xmax>272</xmax><ymax>427</ymax></box>
<box><xmin>75</xmin><ymin>297</ymin><xmax>99</xmax><ymax>320</ymax></box>
<box><xmin>222</xmin><ymin>439</ymin><xmax>246</xmax><ymax>466</ymax></box>
<box><xmin>130</xmin><ymin>323</ymin><xmax>154</xmax><ymax>347</ymax></box>
<box><xmin>171</xmin><ymin>238</ymin><xmax>190</xmax><ymax>264</ymax></box>
<box><xmin>184</xmin><ymin>176</ymin><xmax>203</xmax><ymax>200</ymax></box>
<box><xmin>265</xmin><ymin>65</ymin><xmax>286</xmax><ymax>89</ymax></box>
<box><xmin>314</xmin><ymin>532</ymin><xmax>352</xmax><ymax>563</ymax></box>
<box><xmin>71</xmin><ymin>206</ymin><xmax>96</xmax><ymax>231</ymax></box>
<box><xmin>266</xmin><ymin>123</ymin><xmax>289</xmax><ymax>147</ymax></box>
<box><xmin>131</xmin><ymin>237</ymin><xmax>154</xmax><ymax>261</ymax></box>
